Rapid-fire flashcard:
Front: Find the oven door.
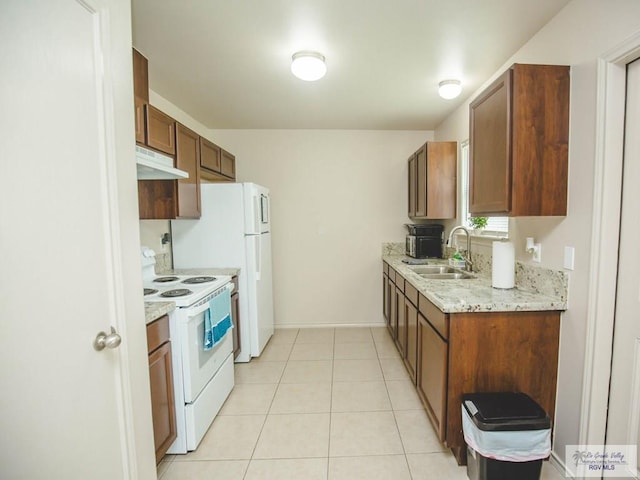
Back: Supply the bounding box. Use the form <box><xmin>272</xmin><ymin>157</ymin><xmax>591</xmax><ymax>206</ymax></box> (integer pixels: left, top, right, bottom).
<box><xmin>179</xmin><ymin>285</ymin><xmax>233</xmax><ymax>403</ymax></box>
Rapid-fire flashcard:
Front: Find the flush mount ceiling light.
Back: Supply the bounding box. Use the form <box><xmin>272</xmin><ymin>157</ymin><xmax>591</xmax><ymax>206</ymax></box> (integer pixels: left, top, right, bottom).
<box><xmin>438</xmin><ymin>79</ymin><xmax>462</xmax><ymax>99</ymax></box>
<box><xmin>291</xmin><ymin>51</ymin><xmax>327</xmax><ymax>81</ymax></box>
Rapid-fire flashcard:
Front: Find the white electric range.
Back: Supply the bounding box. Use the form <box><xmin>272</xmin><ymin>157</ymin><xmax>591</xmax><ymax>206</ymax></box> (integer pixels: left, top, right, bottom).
<box><xmin>143</xmin><ymin>274</ymin><xmax>231</xmax><ymax>307</ymax></box>
<box><xmin>142</xmin><ymin>247</ymin><xmax>234</xmax><ymax>454</ymax></box>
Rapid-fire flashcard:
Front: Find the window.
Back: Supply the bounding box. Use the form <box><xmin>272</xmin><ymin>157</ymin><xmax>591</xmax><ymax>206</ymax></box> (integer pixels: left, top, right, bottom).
<box><xmin>460</xmin><ymin>140</ymin><xmax>509</xmax><ymax>234</ymax></box>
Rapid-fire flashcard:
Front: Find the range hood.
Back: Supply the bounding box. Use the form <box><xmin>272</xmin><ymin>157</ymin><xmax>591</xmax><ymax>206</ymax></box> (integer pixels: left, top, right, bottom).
<box><xmin>136</xmin><ymin>145</ymin><xmax>189</xmax><ymax>180</ymax></box>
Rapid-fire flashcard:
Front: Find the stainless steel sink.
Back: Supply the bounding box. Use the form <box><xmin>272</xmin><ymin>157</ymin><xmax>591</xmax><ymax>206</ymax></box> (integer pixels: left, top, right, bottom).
<box><xmin>408</xmin><ymin>264</ymin><xmax>474</xmax><ymax>279</ymax></box>
<box><xmin>420</xmin><ymin>272</ymin><xmax>474</xmax><ymax>280</ymax></box>
<box><xmin>408</xmin><ymin>265</ymin><xmax>458</xmax><ymax>274</ymax></box>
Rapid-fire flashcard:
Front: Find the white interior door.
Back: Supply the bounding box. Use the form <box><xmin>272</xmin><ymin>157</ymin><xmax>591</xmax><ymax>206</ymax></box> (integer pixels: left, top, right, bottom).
<box><xmin>0</xmin><ymin>1</ymin><xmax>154</xmax><ymax>478</ymax></box>
<box><xmin>605</xmin><ymin>58</ymin><xmax>640</xmax><ymax>478</ymax></box>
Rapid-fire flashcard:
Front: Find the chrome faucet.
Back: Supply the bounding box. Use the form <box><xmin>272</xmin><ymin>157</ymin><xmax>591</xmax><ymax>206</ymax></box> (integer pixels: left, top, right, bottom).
<box><xmin>447</xmin><ymin>226</ymin><xmax>474</xmax><ymax>272</ymax></box>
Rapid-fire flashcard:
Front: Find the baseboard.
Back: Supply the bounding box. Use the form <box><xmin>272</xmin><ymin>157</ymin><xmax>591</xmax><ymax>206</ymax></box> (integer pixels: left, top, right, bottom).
<box><xmin>274</xmin><ymin>322</ymin><xmax>387</xmax><ymax>329</ymax></box>
<box><xmin>550</xmin><ymin>450</ymin><xmax>574</xmax><ymax>479</ymax></box>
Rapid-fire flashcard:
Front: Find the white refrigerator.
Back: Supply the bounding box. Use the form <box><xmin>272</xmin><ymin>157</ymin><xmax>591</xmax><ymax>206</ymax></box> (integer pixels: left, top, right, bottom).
<box><xmin>171</xmin><ymin>182</ymin><xmax>274</xmax><ymax>362</ymax></box>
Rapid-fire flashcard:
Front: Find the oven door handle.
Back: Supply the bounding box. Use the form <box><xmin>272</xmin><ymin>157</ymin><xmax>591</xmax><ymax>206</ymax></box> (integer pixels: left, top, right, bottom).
<box><xmin>186</xmin><ymin>283</ymin><xmax>233</xmax><ymax>318</ymax></box>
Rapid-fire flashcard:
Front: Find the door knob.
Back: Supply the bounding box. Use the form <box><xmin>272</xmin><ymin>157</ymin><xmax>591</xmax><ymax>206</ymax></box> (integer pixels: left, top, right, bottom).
<box><xmin>94</xmin><ymin>326</ymin><xmax>122</xmax><ymax>351</ymax></box>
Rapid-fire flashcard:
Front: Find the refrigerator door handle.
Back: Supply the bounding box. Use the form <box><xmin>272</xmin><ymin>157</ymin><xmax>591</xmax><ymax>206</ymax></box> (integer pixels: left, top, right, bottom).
<box><xmin>252</xmin><ymin>196</ymin><xmax>260</xmax><ymax>234</ymax></box>
<box><xmin>254</xmin><ymin>235</ymin><xmax>261</xmax><ymax>281</ymax></box>
<box><xmin>260</xmin><ymin>194</ymin><xmax>269</xmax><ymax>224</ymax></box>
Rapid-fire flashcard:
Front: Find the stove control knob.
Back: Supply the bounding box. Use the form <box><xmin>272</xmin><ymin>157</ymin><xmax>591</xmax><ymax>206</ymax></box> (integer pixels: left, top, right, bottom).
<box><xmin>94</xmin><ymin>327</ymin><xmax>122</xmax><ymax>351</ymax></box>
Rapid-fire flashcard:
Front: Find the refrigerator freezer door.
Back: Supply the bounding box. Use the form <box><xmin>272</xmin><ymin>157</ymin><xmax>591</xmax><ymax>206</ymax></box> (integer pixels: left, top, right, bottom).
<box><xmin>244</xmin><ymin>232</ymin><xmax>274</xmax><ymax>356</ymax></box>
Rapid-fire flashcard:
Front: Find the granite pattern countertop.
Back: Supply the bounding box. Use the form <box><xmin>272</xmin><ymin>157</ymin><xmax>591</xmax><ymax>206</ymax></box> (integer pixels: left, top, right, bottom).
<box><xmin>161</xmin><ymin>267</ymin><xmax>241</xmax><ymax>277</ymax></box>
<box><xmin>144</xmin><ymin>301</ymin><xmax>175</xmax><ymax>325</ymax></box>
<box><xmin>144</xmin><ymin>267</ymin><xmax>240</xmax><ymax>325</ymax></box>
<box><xmin>384</xmin><ymin>255</ymin><xmax>567</xmax><ymax>313</ymax></box>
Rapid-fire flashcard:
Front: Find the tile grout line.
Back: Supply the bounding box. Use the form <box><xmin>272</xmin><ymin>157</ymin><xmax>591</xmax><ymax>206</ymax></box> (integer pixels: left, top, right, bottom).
<box><xmin>374</xmin><ymin>328</ymin><xmax>417</xmax><ymax>480</ymax></box>
<box><xmin>240</xmin><ymin>329</ymin><xmax>299</xmax><ymax>480</ymax></box>
<box><xmin>327</xmin><ymin>331</ymin><xmax>335</xmax><ymax>480</ymax></box>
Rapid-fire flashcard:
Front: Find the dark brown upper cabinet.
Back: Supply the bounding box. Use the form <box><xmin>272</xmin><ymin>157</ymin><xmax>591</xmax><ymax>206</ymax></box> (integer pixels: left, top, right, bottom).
<box><xmin>175</xmin><ymin>123</ymin><xmax>201</xmax><ymax>218</ymax></box>
<box><xmin>133</xmin><ymin>49</ymin><xmax>177</xmax><ymax>157</ymax></box>
<box><xmin>200</xmin><ymin>138</ymin><xmax>236</xmax><ymax>182</ymax></box>
<box><xmin>145</xmin><ymin>105</ymin><xmax>176</xmax><ymax>156</ymax></box>
<box><xmin>221</xmin><ymin>149</ymin><xmax>236</xmax><ymax>179</ymax></box>
<box><xmin>408</xmin><ymin>153</ymin><xmax>417</xmax><ymax>217</ymax></box>
<box><xmin>469</xmin><ymin>63</ymin><xmax>570</xmax><ymax>216</ymax></box>
<box><xmin>133</xmin><ymin>49</ymin><xmax>149</xmax><ymax>144</ymax></box>
<box><xmin>200</xmin><ymin>137</ymin><xmax>221</xmax><ymax>173</ymax></box>
<box><xmin>138</xmin><ymin>122</ymin><xmax>202</xmax><ymax>220</ymax></box>
<box><xmin>408</xmin><ymin>141</ymin><xmax>457</xmax><ymax>219</ymax></box>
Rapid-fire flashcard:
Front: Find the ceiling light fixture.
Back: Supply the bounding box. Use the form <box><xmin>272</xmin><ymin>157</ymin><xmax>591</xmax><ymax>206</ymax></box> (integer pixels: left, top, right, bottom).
<box><xmin>291</xmin><ymin>51</ymin><xmax>327</xmax><ymax>81</ymax></box>
<box><xmin>438</xmin><ymin>79</ymin><xmax>462</xmax><ymax>99</ymax></box>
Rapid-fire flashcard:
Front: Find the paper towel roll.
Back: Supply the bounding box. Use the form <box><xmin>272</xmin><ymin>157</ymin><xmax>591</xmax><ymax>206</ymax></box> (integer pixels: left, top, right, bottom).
<box><xmin>492</xmin><ymin>241</ymin><xmax>515</xmax><ymax>289</ymax></box>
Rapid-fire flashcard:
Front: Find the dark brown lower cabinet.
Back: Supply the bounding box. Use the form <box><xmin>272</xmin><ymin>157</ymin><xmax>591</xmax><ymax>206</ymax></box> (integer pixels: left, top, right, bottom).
<box><xmin>147</xmin><ymin>315</ymin><xmax>177</xmax><ymax>464</ymax></box>
<box><xmin>382</xmin><ymin>262</ymin><xmax>561</xmax><ymax>466</ymax></box>
<box><xmin>383</xmin><ymin>272</ymin><xmax>390</xmax><ymax>326</ymax></box>
<box><xmin>404</xmin><ymin>293</ymin><xmax>418</xmax><ymax>384</ymax></box>
<box><xmin>417</xmin><ymin>312</ymin><xmax>448</xmax><ymax>442</ymax></box>
<box><xmin>389</xmin><ymin>275</ymin><xmax>397</xmax><ymax>341</ymax></box>
<box><xmin>395</xmin><ymin>285</ymin><xmax>406</xmax><ymax>357</ymax></box>
<box><xmin>445</xmin><ymin>310</ymin><xmax>560</xmax><ymax>464</ymax></box>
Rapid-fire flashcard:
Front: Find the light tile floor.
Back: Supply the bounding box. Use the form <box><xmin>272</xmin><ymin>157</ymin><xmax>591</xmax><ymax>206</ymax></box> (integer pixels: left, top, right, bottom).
<box><xmin>158</xmin><ymin>327</ymin><xmax>566</xmax><ymax>480</ymax></box>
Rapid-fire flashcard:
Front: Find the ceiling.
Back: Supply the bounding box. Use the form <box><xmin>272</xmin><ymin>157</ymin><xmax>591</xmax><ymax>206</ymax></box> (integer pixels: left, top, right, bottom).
<box><xmin>132</xmin><ymin>0</ymin><xmax>570</xmax><ymax>130</ymax></box>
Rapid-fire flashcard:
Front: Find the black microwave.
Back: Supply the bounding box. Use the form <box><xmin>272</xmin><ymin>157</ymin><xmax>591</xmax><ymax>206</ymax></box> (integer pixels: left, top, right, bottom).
<box><xmin>405</xmin><ymin>224</ymin><xmax>444</xmax><ymax>259</ymax></box>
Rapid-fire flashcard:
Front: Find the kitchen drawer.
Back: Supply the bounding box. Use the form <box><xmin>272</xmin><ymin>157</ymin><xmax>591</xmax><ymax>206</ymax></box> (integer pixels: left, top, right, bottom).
<box><xmin>383</xmin><ymin>261</ymin><xmax>389</xmax><ymax>276</ymax></box>
<box><xmin>419</xmin><ymin>294</ymin><xmax>448</xmax><ymax>340</ymax></box>
<box><xmin>395</xmin><ymin>272</ymin><xmax>405</xmax><ymax>292</ymax></box>
<box><xmin>232</xmin><ymin>275</ymin><xmax>239</xmax><ymax>292</ymax></box>
<box><xmin>405</xmin><ymin>282</ymin><xmax>418</xmax><ymax>306</ymax></box>
<box><xmin>147</xmin><ymin>314</ymin><xmax>170</xmax><ymax>353</ymax></box>
<box><xmin>389</xmin><ymin>267</ymin><xmax>396</xmax><ymax>284</ymax></box>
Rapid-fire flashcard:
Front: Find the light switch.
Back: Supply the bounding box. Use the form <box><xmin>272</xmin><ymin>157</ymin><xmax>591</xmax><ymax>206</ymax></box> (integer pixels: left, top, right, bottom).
<box><xmin>564</xmin><ymin>246</ymin><xmax>575</xmax><ymax>270</ymax></box>
<box><xmin>533</xmin><ymin>243</ymin><xmax>542</xmax><ymax>263</ymax></box>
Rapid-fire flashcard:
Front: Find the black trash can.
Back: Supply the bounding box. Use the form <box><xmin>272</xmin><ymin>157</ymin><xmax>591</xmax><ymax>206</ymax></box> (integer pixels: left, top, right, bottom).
<box><xmin>462</xmin><ymin>392</ymin><xmax>551</xmax><ymax>480</ymax></box>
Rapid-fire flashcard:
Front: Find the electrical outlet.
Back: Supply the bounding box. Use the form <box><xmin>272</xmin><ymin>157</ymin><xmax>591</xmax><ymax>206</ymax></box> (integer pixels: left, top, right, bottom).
<box><xmin>564</xmin><ymin>246</ymin><xmax>575</xmax><ymax>270</ymax></box>
<box><xmin>160</xmin><ymin>232</ymin><xmax>170</xmax><ymax>252</ymax></box>
<box><xmin>533</xmin><ymin>243</ymin><xmax>542</xmax><ymax>263</ymax></box>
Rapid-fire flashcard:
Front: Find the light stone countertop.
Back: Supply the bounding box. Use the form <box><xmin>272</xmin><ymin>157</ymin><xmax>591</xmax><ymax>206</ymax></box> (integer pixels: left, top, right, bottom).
<box><xmin>144</xmin><ymin>267</ymin><xmax>240</xmax><ymax>325</ymax></box>
<box><xmin>144</xmin><ymin>301</ymin><xmax>175</xmax><ymax>325</ymax></box>
<box><xmin>384</xmin><ymin>255</ymin><xmax>567</xmax><ymax>314</ymax></box>
<box><xmin>162</xmin><ymin>267</ymin><xmax>241</xmax><ymax>277</ymax></box>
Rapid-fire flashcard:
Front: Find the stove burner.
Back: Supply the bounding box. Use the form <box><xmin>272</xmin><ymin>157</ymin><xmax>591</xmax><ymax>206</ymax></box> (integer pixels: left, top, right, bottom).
<box><xmin>144</xmin><ymin>288</ymin><xmax>158</xmax><ymax>296</ymax></box>
<box><xmin>182</xmin><ymin>276</ymin><xmax>216</xmax><ymax>284</ymax></box>
<box><xmin>154</xmin><ymin>276</ymin><xmax>179</xmax><ymax>283</ymax></box>
<box><xmin>160</xmin><ymin>288</ymin><xmax>193</xmax><ymax>298</ymax></box>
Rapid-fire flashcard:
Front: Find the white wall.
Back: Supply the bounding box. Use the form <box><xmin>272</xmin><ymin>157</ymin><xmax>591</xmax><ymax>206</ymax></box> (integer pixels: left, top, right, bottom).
<box><xmin>209</xmin><ymin>129</ymin><xmax>431</xmax><ymax>327</ymax></box>
<box><xmin>434</xmin><ymin>0</ymin><xmax>640</xmax><ymax>466</ymax></box>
